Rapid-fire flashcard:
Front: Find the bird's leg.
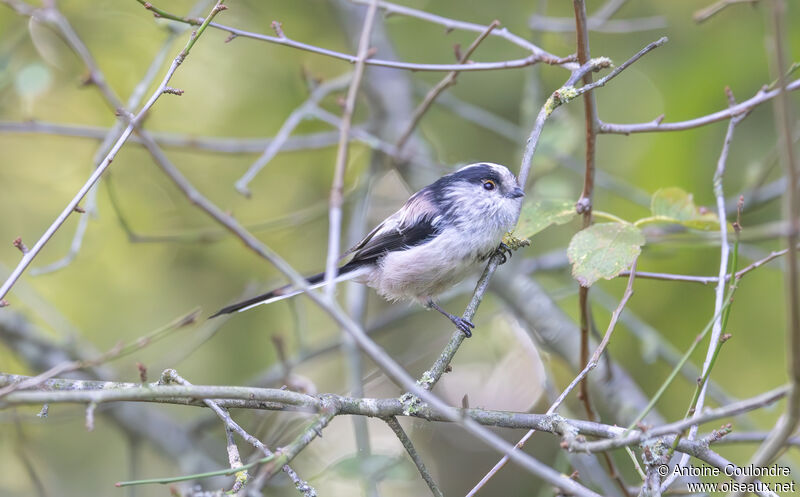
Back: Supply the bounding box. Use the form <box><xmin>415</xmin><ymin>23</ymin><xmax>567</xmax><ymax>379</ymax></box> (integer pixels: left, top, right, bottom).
<box><xmin>426</xmin><ymin>299</ymin><xmax>474</xmax><ymax>337</ymax></box>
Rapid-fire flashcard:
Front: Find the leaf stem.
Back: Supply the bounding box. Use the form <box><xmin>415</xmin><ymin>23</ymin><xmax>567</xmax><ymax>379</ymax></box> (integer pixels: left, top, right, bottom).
<box><xmin>592</xmin><ymin>210</ymin><xmax>629</xmax><ymax>224</ymax></box>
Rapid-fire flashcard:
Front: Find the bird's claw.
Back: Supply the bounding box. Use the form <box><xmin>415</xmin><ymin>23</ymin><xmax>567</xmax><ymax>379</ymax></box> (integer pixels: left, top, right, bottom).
<box><xmin>450</xmin><ymin>316</ymin><xmax>475</xmax><ymax>338</ymax></box>
<box><xmin>495</xmin><ymin>242</ymin><xmax>513</xmax><ymax>265</ymax></box>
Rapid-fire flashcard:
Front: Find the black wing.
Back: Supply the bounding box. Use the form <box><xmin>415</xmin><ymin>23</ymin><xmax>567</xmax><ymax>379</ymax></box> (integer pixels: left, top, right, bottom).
<box><xmin>345</xmin><ymin>216</ymin><xmax>440</xmax><ymax>269</ymax></box>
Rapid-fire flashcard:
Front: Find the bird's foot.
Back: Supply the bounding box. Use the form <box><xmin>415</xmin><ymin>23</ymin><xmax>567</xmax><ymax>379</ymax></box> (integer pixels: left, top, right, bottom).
<box><xmin>448</xmin><ymin>315</ymin><xmax>475</xmax><ymax>338</ymax></box>
<box><xmin>495</xmin><ymin>242</ymin><xmax>513</xmax><ymax>265</ymax></box>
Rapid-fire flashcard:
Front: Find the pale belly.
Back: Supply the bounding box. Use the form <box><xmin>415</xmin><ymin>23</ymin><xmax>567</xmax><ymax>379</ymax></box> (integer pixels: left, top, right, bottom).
<box><xmin>360</xmin><ymin>229</ymin><xmax>500</xmax><ymax>302</ymax></box>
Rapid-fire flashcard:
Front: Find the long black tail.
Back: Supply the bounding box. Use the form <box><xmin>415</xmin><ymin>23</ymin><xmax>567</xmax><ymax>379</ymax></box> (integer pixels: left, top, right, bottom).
<box><xmin>209</xmin><ymin>261</ymin><xmax>366</xmax><ymax>318</ymax></box>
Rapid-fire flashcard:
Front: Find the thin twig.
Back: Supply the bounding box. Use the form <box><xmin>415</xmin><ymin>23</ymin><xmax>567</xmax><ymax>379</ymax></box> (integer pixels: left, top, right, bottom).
<box><xmin>0</xmin><ymin>309</ymin><xmax>199</xmax><ymax>398</ymax></box>
<box><xmin>343</xmin><ymin>167</ymin><xmax>376</xmax><ymax>495</ymax></box>
<box><xmin>234</xmin><ymin>73</ymin><xmax>352</xmax><ymax>196</ymax></box>
<box><xmin>530</xmin><ymin>0</ymin><xmax>666</xmax><ymax>33</ymax></box>
<box><xmin>384</xmin><ymin>416</ymin><xmax>443</xmax><ymax>497</ymax></box>
<box><xmin>224</xmin><ymin>423</ymin><xmax>247</xmax><ymax>494</ymax></box>
<box><xmin>347</xmin><ymin>0</ymin><xmax>571</xmax><ymax>67</ymax></box>
<box><xmin>0</xmin><ymin>120</ymin><xmax>344</xmax><ymax>154</ymax></box>
<box><xmin>28</xmin><ymin>5</ymin><xmax>199</xmax><ymax>276</ymax></box>
<box><xmin>136</xmin><ymin>1</ymin><xmax>573</xmax><ymax>73</ymax></box>
<box><xmin>305</xmin><ymin>104</ymin><xmax>443</xmax><ymax>171</ymax></box>
<box><xmin>570</xmin><ymin>8</ymin><xmax>632</xmax><ymax>495</ymax></box>
<box><xmin>572</xmin><ymin>385</ymin><xmax>789</xmax><ymax>453</ymax></box>
<box><xmin>573</xmin><ymin>0</ymin><xmax>601</xmax><ymax>429</ymax></box>
<box><xmin>618</xmin><ymin>242</ymin><xmax>800</xmax><ymax>283</ymax></box>
<box><xmin>161</xmin><ymin>369</ymin><xmax>315</xmax><ymax>496</ymax></box>
<box><xmin>467</xmin><ymin>259</ymin><xmax>638</xmax><ymax>496</ymax></box>
<box><xmin>396</xmin><ymin>20</ymin><xmax>500</xmax><ymax>150</ymax></box>
<box><xmin>662</xmin><ymin>86</ymin><xmax>747</xmax><ymax>492</ymax></box>
<box><xmin>735</xmin><ymin>1</ymin><xmax>800</xmax><ymax>492</ymax></box>
<box><xmin>0</xmin><ymin>0</ymin><xmax>228</xmax><ymax>302</ymax></box>
<box><xmin>323</xmin><ymin>0</ymin><xmax>379</xmax><ymax>300</ymax></box>
<box><xmin>598</xmin><ymin>78</ymin><xmax>800</xmax><ymax>134</ymax></box>
<box><xmin>694</xmin><ymin>0</ymin><xmax>760</xmax><ymax>23</ymax></box>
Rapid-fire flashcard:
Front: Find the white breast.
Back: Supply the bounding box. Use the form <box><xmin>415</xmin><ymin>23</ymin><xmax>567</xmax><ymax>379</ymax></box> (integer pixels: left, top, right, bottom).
<box><xmin>363</xmin><ymin>224</ymin><xmax>503</xmax><ymax>302</ymax></box>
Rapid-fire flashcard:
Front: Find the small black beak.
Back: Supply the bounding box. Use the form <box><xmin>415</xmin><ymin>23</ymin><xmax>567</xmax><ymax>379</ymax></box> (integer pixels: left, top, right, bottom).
<box><xmin>508</xmin><ymin>186</ymin><xmax>525</xmax><ymax>199</ymax></box>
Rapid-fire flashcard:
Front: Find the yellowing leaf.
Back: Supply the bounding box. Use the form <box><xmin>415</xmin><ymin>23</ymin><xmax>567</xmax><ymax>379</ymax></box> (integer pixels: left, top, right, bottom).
<box><xmin>650</xmin><ymin>187</ymin><xmax>720</xmax><ymax>231</ymax></box>
<box><xmin>567</xmin><ymin>223</ymin><xmax>645</xmax><ymax>287</ymax></box>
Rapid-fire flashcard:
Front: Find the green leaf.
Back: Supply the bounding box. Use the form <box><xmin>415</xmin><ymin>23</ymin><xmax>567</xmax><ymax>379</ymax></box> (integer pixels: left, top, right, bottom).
<box><xmin>567</xmin><ymin>223</ymin><xmax>645</xmax><ymax>287</ymax></box>
<box><xmin>650</xmin><ymin>187</ymin><xmax>720</xmax><ymax>231</ymax></box>
<box><xmin>515</xmin><ymin>199</ymin><xmax>577</xmax><ymax>239</ymax></box>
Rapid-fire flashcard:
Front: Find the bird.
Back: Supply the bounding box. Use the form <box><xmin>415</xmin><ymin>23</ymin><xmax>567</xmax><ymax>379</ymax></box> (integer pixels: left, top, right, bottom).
<box><xmin>210</xmin><ymin>162</ymin><xmax>525</xmax><ymax>337</ymax></box>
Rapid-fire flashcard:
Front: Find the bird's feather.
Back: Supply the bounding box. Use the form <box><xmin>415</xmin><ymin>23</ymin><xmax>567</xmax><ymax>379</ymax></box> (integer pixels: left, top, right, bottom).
<box><xmin>209</xmin><ymin>266</ymin><xmax>367</xmax><ymax>317</ymax></box>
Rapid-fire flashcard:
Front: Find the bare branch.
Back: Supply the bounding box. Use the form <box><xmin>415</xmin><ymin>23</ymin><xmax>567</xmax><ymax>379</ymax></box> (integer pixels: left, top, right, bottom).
<box><xmin>735</xmin><ymin>1</ymin><xmax>800</xmax><ymax>491</ymax></box>
<box><xmin>323</xmin><ymin>0</ymin><xmax>379</xmax><ymax>300</ymax></box>
<box><xmin>0</xmin><ymin>309</ymin><xmax>199</xmax><ymax>398</ymax></box>
<box><xmin>223</xmin><ymin>423</ymin><xmax>247</xmax><ymax>494</ymax></box>
<box><xmin>573</xmin><ymin>0</ymin><xmax>602</xmax><ymax>431</ymax></box>
<box><xmin>468</xmin><ymin>260</ymin><xmax>637</xmax><ymax>495</ymax></box>
<box><xmin>599</xmin><ymin>79</ymin><xmax>800</xmax><ymax>134</ymax></box>
<box><xmin>160</xmin><ymin>369</ymin><xmax>314</xmax><ymax>496</ymax></box>
<box><xmin>234</xmin><ymin>73</ymin><xmax>352</xmax><ymax>196</ymax></box>
<box><xmin>385</xmin><ymin>416</ymin><xmax>443</xmax><ymax>497</ymax></box>
<box><xmin>28</xmin><ymin>10</ymin><xmax>194</xmax><ymax>276</ymax></box>
<box><xmin>0</xmin><ymin>120</ymin><xmax>344</xmax><ymax>154</ymax></box>
<box><xmin>348</xmin><ymin>0</ymin><xmax>571</xmax><ymax>67</ymax></box>
<box><xmin>530</xmin><ymin>0</ymin><xmax>666</xmax><ymax>33</ymax></box>
<box><xmin>137</xmin><ymin>1</ymin><xmax>574</xmax><ymax>73</ymax></box>
<box><xmin>694</xmin><ymin>0</ymin><xmax>760</xmax><ymax>23</ymax></box>
<box><xmin>0</xmin><ymin>373</ymin><xmax>787</xmax><ymax>439</ymax></box>
<box><xmin>396</xmin><ymin>20</ymin><xmax>500</xmax><ymax>150</ymax></box>
<box><xmin>662</xmin><ymin>86</ymin><xmax>747</xmax><ymax>492</ymax></box>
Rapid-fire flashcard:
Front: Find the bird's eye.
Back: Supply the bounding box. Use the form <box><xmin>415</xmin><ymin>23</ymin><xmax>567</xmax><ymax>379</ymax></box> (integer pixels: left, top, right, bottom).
<box><xmin>483</xmin><ymin>180</ymin><xmax>496</xmax><ymax>191</ymax></box>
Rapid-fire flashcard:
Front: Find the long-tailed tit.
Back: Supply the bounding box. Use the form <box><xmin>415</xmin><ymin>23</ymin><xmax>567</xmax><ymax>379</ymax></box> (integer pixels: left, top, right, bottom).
<box><xmin>211</xmin><ymin>162</ymin><xmax>525</xmax><ymax>336</ymax></box>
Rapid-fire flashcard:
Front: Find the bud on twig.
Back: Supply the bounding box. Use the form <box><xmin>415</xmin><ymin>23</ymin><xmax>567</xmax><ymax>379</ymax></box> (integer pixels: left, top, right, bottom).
<box><xmin>271</xmin><ymin>21</ymin><xmax>285</xmax><ymax>38</ymax></box>
<box><xmin>137</xmin><ymin>362</ymin><xmax>148</xmax><ymax>383</ymax></box>
<box><xmin>163</xmin><ymin>86</ymin><xmax>185</xmax><ymax>96</ymax></box>
<box><xmin>13</xmin><ymin>237</ymin><xmax>28</xmax><ymax>254</ymax></box>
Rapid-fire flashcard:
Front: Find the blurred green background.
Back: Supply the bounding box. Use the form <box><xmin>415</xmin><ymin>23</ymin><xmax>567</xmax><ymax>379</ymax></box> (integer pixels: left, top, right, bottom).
<box><xmin>0</xmin><ymin>0</ymin><xmax>799</xmax><ymax>496</ymax></box>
